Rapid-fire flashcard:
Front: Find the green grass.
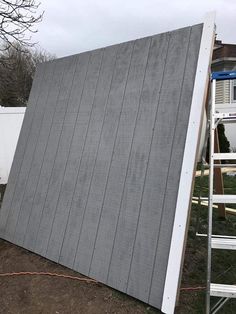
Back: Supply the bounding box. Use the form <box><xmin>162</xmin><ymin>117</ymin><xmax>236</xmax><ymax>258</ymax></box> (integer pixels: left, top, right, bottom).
<box><xmin>176</xmin><ymin>166</ymin><xmax>236</xmax><ymax>313</ymax></box>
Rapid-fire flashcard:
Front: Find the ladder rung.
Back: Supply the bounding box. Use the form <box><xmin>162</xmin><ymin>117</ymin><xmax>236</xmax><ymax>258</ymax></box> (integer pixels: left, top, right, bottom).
<box><xmin>197</xmin><ymin>233</ymin><xmax>236</xmax><ymax>239</ymax></box>
<box><xmin>210</xmin><ymin>283</ymin><xmax>236</xmax><ymax>298</ymax></box>
<box><xmin>212</xmin><ymin>195</ymin><xmax>236</xmax><ymax>203</ymax></box>
<box><xmin>212</xmin><ymin>237</ymin><xmax>236</xmax><ymax>250</ymax></box>
<box><xmin>198</xmin><ymin>197</ymin><xmax>208</xmax><ymax>201</ymax></box>
<box><xmin>219</xmin><ymin>118</ymin><xmax>236</xmax><ymax>124</ymax></box>
<box><xmin>213</xmin><ymin>153</ymin><xmax>236</xmax><ymax>160</ymax></box>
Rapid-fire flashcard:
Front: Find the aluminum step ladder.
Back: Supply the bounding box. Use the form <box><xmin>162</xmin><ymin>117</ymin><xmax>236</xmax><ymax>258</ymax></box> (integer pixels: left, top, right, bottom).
<box><xmin>206</xmin><ymin>71</ymin><xmax>236</xmax><ymax>314</ymax></box>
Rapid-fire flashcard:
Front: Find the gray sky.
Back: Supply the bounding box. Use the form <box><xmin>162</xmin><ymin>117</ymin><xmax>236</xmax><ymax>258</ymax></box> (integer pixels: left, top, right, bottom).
<box><xmin>33</xmin><ymin>0</ymin><xmax>236</xmax><ymax>57</ymax></box>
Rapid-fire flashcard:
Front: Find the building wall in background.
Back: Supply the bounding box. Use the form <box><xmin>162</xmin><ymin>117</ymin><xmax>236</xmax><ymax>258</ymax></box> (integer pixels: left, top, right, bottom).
<box><xmin>212</xmin><ymin>41</ymin><xmax>236</xmax><ymax>149</ymax></box>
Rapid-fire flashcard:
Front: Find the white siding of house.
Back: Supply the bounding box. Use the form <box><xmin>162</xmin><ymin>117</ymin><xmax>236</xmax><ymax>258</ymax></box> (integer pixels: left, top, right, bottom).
<box><xmin>215</xmin><ymin>78</ymin><xmax>236</xmax><ymax>149</ymax></box>
<box><xmin>215</xmin><ymin>102</ymin><xmax>236</xmax><ymax>149</ymax></box>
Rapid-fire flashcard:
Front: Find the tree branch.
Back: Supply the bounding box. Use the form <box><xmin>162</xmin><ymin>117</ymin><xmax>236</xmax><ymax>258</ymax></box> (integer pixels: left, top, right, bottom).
<box><xmin>0</xmin><ymin>0</ymin><xmax>43</xmax><ymax>51</ymax></box>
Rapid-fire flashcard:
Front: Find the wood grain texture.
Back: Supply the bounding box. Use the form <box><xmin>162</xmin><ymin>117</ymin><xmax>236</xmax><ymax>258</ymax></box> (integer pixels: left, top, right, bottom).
<box><xmin>0</xmin><ymin>24</ymin><xmax>204</xmax><ymax>311</ymax></box>
<box><xmin>0</xmin><ymin>64</ymin><xmax>45</xmax><ymax>235</ymax></box>
<box><xmin>48</xmin><ymin>46</ymin><xmax>117</xmax><ymax>262</ymax></box>
<box><xmin>24</xmin><ymin>58</ymin><xmax>68</xmax><ymax>251</ymax></box>
<box><xmin>125</xmin><ymin>26</ymin><xmax>192</xmax><ymax>305</ymax></box>
<box><xmin>73</xmin><ymin>41</ymin><xmax>134</xmax><ymax>275</ymax></box>
<box><xmin>149</xmin><ymin>24</ymin><xmax>203</xmax><ymax>308</ymax></box>
<box><xmin>89</xmin><ymin>36</ymin><xmax>151</xmax><ymax>283</ymax></box>
<box><xmin>3</xmin><ymin>61</ymin><xmax>56</xmax><ymax>242</ymax></box>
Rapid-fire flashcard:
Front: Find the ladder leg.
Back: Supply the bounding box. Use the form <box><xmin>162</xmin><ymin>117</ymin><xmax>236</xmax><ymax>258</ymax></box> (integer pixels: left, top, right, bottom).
<box><xmin>206</xmin><ymin>78</ymin><xmax>216</xmax><ymax>314</ymax></box>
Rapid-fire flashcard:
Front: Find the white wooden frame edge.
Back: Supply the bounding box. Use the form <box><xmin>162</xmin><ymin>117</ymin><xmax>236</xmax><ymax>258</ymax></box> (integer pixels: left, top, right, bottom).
<box><xmin>161</xmin><ymin>11</ymin><xmax>216</xmax><ymax>314</ymax></box>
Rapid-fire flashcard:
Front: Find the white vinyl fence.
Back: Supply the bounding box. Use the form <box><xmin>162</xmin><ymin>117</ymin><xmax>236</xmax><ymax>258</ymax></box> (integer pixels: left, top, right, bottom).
<box><xmin>0</xmin><ymin>106</ymin><xmax>25</xmax><ymax>184</ymax></box>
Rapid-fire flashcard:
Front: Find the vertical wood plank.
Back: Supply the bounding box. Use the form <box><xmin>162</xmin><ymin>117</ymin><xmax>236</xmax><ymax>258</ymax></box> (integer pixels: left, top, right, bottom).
<box><xmin>3</xmin><ymin>61</ymin><xmax>56</xmax><ymax>242</ymax></box>
<box><xmin>89</xmin><ymin>37</ymin><xmax>151</xmax><ymax>282</ymax></box>
<box><xmin>47</xmin><ymin>45</ymin><xmax>117</xmax><ymax>262</ymax></box>
<box><xmin>33</xmin><ymin>53</ymin><xmax>104</xmax><ymax>257</ymax></box>
<box><xmin>0</xmin><ymin>64</ymin><xmax>45</xmax><ymax>235</ymax></box>
<box><xmin>71</xmin><ymin>41</ymin><xmax>134</xmax><ymax>274</ymax></box>
<box><xmin>214</xmin><ymin>129</ymin><xmax>226</xmax><ymax>218</ymax></box>
<box><xmin>149</xmin><ymin>24</ymin><xmax>203</xmax><ymax>308</ymax></box>
<box><xmin>31</xmin><ymin>51</ymin><xmax>90</xmax><ymax>257</ymax></box>
<box><xmin>108</xmin><ymin>27</ymin><xmax>191</xmax><ymax>294</ymax></box>
<box><xmin>55</xmin><ymin>48</ymin><xmax>111</xmax><ymax>268</ymax></box>
<box><xmin>14</xmin><ymin>56</ymin><xmax>77</xmax><ymax>246</ymax></box>
<box><xmin>23</xmin><ymin>58</ymin><xmax>68</xmax><ymax>250</ymax></box>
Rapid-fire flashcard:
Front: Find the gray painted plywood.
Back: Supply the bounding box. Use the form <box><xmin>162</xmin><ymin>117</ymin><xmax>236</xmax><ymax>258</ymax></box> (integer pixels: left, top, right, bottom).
<box><xmin>0</xmin><ymin>64</ymin><xmax>45</xmax><ymax>232</ymax></box>
<box><xmin>0</xmin><ymin>24</ymin><xmax>204</xmax><ymax>311</ymax></box>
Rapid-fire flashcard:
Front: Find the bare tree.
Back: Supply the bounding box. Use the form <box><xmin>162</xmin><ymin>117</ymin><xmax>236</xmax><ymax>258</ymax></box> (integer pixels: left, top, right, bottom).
<box><xmin>0</xmin><ymin>42</ymin><xmax>55</xmax><ymax>106</ymax></box>
<box><xmin>0</xmin><ymin>0</ymin><xmax>43</xmax><ymax>51</ymax></box>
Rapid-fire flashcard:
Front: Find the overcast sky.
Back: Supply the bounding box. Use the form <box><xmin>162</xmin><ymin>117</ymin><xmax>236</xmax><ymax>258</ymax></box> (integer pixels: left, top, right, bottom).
<box><xmin>33</xmin><ymin>0</ymin><xmax>236</xmax><ymax>57</ymax></box>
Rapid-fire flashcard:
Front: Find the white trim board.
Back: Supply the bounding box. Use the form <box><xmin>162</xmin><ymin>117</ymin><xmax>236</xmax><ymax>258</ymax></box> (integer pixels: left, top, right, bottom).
<box><xmin>161</xmin><ymin>12</ymin><xmax>216</xmax><ymax>314</ymax></box>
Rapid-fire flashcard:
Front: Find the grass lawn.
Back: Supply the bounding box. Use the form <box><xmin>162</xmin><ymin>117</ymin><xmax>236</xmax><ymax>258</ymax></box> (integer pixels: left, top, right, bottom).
<box><xmin>177</xmin><ymin>167</ymin><xmax>236</xmax><ymax>313</ymax></box>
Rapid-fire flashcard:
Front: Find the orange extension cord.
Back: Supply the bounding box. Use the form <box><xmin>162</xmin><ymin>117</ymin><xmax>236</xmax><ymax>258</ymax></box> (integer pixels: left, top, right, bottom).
<box><xmin>0</xmin><ymin>271</ymin><xmax>97</xmax><ymax>283</ymax></box>
<box><xmin>0</xmin><ymin>271</ymin><xmax>205</xmax><ymax>292</ymax></box>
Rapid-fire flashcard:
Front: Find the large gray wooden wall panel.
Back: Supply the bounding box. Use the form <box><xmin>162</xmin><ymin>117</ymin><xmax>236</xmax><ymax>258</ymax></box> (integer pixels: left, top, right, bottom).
<box><xmin>1</xmin><ymin>62</ymin><xmax>56</xmax><ymax>242</ymax></box>
<box><xmin>90</xmin><ymin>36</ymin><xmax>153</xmax><ymax>283</ymax></box>
<box><xmin>148</xmin><ymin>25</ymin><xmax>203</xmax><ymax>308</ymax></box>
<box><xmin>52</xmin><ymin>46</ymin><xmax>118</xmax><ymax>264</ymax></box>
<box><xmin>0</xmin><ymin>65</ymin><xmax>45</xmax><ymax>234</ymax></box>
<box><xmin>0</xmin><ymin>24</ymin><xmax>203</xmax><ymax>311</ymax></box>
<box><xmin>75</xmin><ymin>38</ymin><xmax>150</xmax><ymax>276</ymax></box>
<box><xmin>14</xmin><ymin>56</ymin><xmax>76</xmax><ymax>247</ymax></box>
<box><xmin>23</xmin><ymin>59</ymin><xmax>69</xmax><ymax>251</ymax></box>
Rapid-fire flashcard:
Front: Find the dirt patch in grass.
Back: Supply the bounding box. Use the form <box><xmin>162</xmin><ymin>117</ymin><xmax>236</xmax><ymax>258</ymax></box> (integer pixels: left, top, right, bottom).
<box><xmin>0</xmin><ymin>239</ymin><xmax>160</xmax><ymax>314</ymax></box>
<box><xmin>0</xmin><ymin>173</ymin><xmax>235</xmax><ymax>313</ymax></box>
